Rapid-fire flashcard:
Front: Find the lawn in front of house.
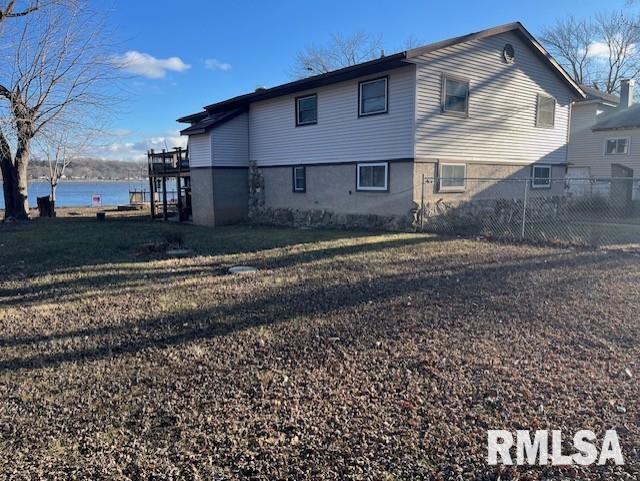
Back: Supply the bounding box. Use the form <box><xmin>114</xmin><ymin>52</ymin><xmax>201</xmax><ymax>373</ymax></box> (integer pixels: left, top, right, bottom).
<box><xmin>1</xmin><ymin>212</ymin><xmax>639</xmax><ymax>480</ymax></box>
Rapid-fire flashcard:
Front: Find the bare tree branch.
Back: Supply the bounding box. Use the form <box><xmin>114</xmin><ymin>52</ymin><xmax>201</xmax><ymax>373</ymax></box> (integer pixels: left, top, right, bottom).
<box><xmin>0</xmin><ymin>0</ymin><xmax>119</xmax><ymax>219</ymax></box>
<box><xmin>291</xmin><ymin>31</ymin><xmax>385</xmax><ymax>78</ymax></box>
<box><xmin>541</xmin><ymin>17</ymin><xmax>595</xmax><ymax>86</ymax></box>
<box><xmin>541</xmin><ymin>11</ymin><xmax>640</xmax><ymax>93</ymax></box>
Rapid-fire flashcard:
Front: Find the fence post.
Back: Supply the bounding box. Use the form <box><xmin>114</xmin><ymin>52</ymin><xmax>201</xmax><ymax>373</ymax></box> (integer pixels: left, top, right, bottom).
<box><xmin>521</xmin><ymin>179</ymin><xmax>529</xmax><ymax>239</ymax></box>
<box><xmin>420</xmin><ymin>173</ymin><xmax>425</xmax><ymax>231</ymax></box>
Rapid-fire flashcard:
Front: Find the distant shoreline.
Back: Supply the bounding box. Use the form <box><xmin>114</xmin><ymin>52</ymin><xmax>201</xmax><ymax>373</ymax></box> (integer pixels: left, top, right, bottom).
<box><xmin>25</xmin><ymin>178</ymin><xmax>146</xmax><ymax>183</ymax></box>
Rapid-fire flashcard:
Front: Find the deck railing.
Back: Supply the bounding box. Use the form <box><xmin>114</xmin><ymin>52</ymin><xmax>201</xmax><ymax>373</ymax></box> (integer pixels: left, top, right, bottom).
<box><xmin>147</xmin><ymin>147</ymin><xmax>189</xmax><ymax>174</ymax></box>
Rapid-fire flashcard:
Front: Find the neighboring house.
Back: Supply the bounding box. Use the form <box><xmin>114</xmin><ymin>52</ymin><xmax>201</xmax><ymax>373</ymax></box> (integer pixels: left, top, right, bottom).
<box><xmin>178</xmin><ymin>22</ymin><xmax>584</xmax><ymax>228</ymax></box>
<box><xmin>568</xmin><ymin>81</ymin><xmax>640</xmax><ymax>199</ymax></box>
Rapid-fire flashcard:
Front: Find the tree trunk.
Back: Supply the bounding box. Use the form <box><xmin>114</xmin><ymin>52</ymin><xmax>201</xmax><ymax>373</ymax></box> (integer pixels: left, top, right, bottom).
<box><xmin>0</xmin><ymin>131</ymin><xmax>17</xmax><ymax>220</ymax></box>
<box><xmin>14</xmin><ymin>137</ymin><xmax>31</xmax><ymax>220</ymax></box>
<box><xmin>51</xmin><ymin>182</ymin><xmax>58</xmax><ymax>215</ymax></box>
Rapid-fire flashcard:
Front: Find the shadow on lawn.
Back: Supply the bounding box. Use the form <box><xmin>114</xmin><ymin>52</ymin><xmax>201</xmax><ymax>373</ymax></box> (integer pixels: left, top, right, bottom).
<box><xmin>1</xmin><ymin>247</ymin><xmax>636</xmax><ymax>372</ymax></box>
<box><xmin>0</xmin><ymin>235</ymin><xmax>437</xmax><ymax>307</ymax></box>
<box><xmin>0</xmin><ymin>215</ymin><xmax>384</xmax><ymax>279</ymax></box>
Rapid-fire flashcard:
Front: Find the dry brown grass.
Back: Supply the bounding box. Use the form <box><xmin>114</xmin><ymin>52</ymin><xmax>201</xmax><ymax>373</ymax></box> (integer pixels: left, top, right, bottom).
<box><xmin>1</xmin><ymin>214</ymin><xmax>639</xmax><ymax>479</ymax></box>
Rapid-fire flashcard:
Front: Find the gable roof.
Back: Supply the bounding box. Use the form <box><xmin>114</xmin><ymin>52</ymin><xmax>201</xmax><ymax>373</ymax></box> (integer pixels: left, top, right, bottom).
<box><xmin>178</xmin><ymin>21</ymin><xmax>585</xmax><ymax>127</ymax></box>
<box><xmin>580</xmin><ymin>85</ymin><xmax>620</xmax><ymax>105</ymax></box>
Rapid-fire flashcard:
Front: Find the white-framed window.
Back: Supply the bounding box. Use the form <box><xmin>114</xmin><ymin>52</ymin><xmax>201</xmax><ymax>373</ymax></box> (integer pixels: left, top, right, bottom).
<box><xmin>532</xmin><ymin>164</ymin><xmax>552</xmax><ymax>189</ymax></box>
<box><xmin>356</xmin><ymin>162</ymin><xmax>388</xmax><ymax>191</ymax></box>
<box><xmin>359</xmin><ymin>77</ymin><xmax>388</xmax><ymax>116</ymax></box>
<box><xmin>536</xmin><ymin>94</ymin><xmax>556</xmax><ymax>128</ymax></box>
<box><xmin>438</xmin><ymin>163</ymin><xmax>466</xmax><ymax>192</ymax></box>
<box><xmin>605</xmin><ymin>138</ymin><xmax>629</xmax><ymax>155</ymax></box>
<box><xmin>296</xmin><ymin>94</ymin><xmax>317</xmax><ymax>126</ymax></box>
<box><xmin>441</xmin><ymin>75</ymin><xmax>469</xmax><ymax>115</ymax></box>
<box><xmin>292</xmin><ymin>166</ymin><xmax>306</xmax><ymax>192</ymax></box>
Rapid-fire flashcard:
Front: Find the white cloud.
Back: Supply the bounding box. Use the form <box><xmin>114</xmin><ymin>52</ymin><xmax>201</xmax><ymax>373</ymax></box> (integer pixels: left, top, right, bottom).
<box><xmin>96</xmin><ymin>131</ymin><xmax>187</xmax><ymax>162</ymax></box>
<box><xmin>588</xmin><ymin>41</ymin><xmax>611</xmax><ymax>59</ymax></box>
<box><xmin>112</xmin><ymin>51</ymin><xmax>191</xmax><ymax>79</ymax></box>
<box><xmin>204</xmin><ymin>58</ymin><xmax>232</xmax><ymax>71</ymax></box>
<box><xmin>588</xmin><ymin>41</ymin><xmax>636</xmax><ymax>59</ymax></box>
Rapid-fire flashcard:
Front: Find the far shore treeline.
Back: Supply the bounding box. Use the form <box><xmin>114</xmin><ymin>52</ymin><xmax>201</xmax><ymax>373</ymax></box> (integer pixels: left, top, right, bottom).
<box><xmin>0</xmin><ymin>159</ymin><xmax>146</xmax><ymax>182</ymax></box>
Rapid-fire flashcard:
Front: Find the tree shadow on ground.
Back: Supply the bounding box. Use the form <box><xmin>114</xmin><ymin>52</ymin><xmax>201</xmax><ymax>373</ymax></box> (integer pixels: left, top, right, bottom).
<box><xmin>0</xmin><ymin>235</ymin><xmax>438</xmax><ymax>307</ymax></box>
<box><xmin>0</xmin><ymin>215</ymin><xmax>386</xmax><ymax>279</ymax></box>
<box><xmin>1</xmin><ymin>247</ymin><xmax>635</xmax><ymax>373</ymax></box>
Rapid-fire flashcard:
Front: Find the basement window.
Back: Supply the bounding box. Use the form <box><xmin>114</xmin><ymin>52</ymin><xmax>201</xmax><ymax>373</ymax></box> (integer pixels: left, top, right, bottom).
<box><xmin>439</xmin><ymin>163</ymin><xmax>466</xmax><ymax>192</ymax></box>
<box><xmin>356</xmin><ymin>162</ymin><xmax>388</xmax><ymax>191</ymax></box>
<box><xmin>293</xmin><ymin>166</ymin><xmax>306</xmax><ymax>192</ymax></box>
<box><xmin>605</xmin><ymin>138</ymin><xmax>629</xmax><ymax>155</ymax></box>
<box><xmin>532</xmin><ymin>164</ymin><xmax>552</xmax><ymax>189</ymax></box>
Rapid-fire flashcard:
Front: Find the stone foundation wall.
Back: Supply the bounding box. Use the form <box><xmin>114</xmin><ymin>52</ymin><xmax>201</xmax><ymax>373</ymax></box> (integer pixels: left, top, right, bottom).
<box><xmin>419</xmin><ymin>195</ymin><xmax>569</xmax><ymax>237</ymax></box>
<box><xmin>250</xmin><ymin>206</ymin><xmax>415</xmax><ymax>231</ymax></box>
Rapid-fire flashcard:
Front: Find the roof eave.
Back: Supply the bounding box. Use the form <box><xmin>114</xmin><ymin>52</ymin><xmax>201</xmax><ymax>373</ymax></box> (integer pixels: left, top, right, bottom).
<box><xmin>179</xmin><ymin>107</ymin><xmax>248</xmax><ymax>136</ymax></box>
<box><xmin>592</xmin><ymin>125</ymin><xmax>640</xmax><ymax>132</ymax></box>
<box><xmin>202</xmin><ymin>53</ymin><xmax>408</xmax><ymax>113</ymax></box>
<box><xmin>177</xmin><ymin>111</ymin><xmax>208</xmax><ymax>123</ymax></box>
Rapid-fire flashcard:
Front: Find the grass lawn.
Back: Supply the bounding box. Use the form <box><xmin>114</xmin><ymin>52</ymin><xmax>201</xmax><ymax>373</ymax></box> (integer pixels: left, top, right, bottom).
<box><xmin>1</xmin><ymin>212</ymin><xmax>639</xmax><ymax>480</ymax></box>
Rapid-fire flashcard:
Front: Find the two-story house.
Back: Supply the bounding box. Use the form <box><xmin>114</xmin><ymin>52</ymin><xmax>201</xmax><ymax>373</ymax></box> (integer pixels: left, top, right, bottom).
<box><xmin>178</xmin><ymin>22</ymin><xmax>584</xmax><ymax>228</ymax></box>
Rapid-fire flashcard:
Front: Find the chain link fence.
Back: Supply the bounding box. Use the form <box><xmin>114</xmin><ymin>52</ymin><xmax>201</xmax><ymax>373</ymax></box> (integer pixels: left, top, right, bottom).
<box><xmin>417</xmin><ymin>175</ymin><xmax>640</xmax><ymax>248</ymax></box>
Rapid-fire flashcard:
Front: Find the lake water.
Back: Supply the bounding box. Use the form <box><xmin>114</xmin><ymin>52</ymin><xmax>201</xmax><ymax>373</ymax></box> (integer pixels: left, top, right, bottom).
<box><xmin>0</xmin><ymin>180</ymin><xmax>150</xmax><ymax>209</ymax></box>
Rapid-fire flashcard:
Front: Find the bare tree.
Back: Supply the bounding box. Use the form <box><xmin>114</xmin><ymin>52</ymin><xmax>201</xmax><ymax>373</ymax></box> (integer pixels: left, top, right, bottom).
<box><xmin>541</xmin><ymin>11</ymin><xmax>640</xmax><ymax>93</ymax></box>
<box><xmin>595</xmin><ymin>11</ymin><xmax>640</xmax><ymax>93</ymax></box>
<box><xmin>541</xmin><ymin>17</ymin><xmax>595</xmax><ymax>86</ymax></box>
<box><xmin>0</xmin><ymin>0</ymin><xmax>116</xmax><ymax>220</ymax></box>
<box><xmin>33</xmin><ymin>124</ymin><xmax>93</xmax><ymax>211</ymax></box>
<box><xmin>0</xmin><ymin>1</ymin><xmax>44</xmax><ymax>21</ymax></box>
<box><xmin>0</xmin><ymin>1</ymin><xmax>45</xmax><ymax>220</ymax></box>
<box><xmin>292</xmin><ymin>32</ymin><xmax>384</xmax><ymax>78</ymax></box>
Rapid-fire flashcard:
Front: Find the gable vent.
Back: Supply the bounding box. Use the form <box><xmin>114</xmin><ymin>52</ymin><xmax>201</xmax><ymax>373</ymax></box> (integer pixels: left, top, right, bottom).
<box><xmin>503</xmin><ymin>43</ymin><xmax>515</xmax><ymax>64</ymax></box>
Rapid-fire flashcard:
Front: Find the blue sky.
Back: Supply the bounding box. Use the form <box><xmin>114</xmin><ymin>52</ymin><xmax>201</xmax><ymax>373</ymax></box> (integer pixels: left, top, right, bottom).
<box><xmin>99</xmin><ymin>0</ymin><xmax>630</xmax><ymax>161</ymax></box>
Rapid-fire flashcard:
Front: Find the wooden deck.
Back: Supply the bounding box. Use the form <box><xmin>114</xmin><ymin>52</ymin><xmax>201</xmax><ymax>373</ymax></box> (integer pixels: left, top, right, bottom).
<box><xmin>147</xmin><ymin>148</ymin><xmax>191</xmax><ymax>221</ymax></box>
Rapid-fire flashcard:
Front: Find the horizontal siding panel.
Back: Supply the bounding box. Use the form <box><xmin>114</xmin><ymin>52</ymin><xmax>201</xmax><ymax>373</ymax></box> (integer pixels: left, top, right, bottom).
<box><xmin>412</xmin><ymin>31</ymin><xmax>573</xmax><ymax>165</ymax></box>
<box><xmin>188</xmin><ymin>133</ymin><xmax>212</xmax><ymax>168</ymax></box>
<box><xmin>212</xmin><ymin>113</ymin><xmax>249</xmax><ymax>167</ymax></box>
<box><xmin>250</xmin><ymin>67</ymin><xmax>416</xmax><ymax>166</ymax></box>
<box><xmin>569</xmin><ymin>103</ymin><xmax>640</xmax><ymax>177</ymax></box>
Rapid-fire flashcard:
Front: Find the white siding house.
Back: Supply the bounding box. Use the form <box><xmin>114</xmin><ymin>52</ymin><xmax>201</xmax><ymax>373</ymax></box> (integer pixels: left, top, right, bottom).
<box><xmin>178</xmin><ymin>22</ymin><xmax>584</xmax><ymax>227</ymax></box>
<box><xmin>186</xmin><ymin>113</ymin><xmax>249</xmax><ymax>168</ymax></box>
<box><xmin>249</xmin><ymin>67</ymin><xmax>416</xmax><ymax>166</ymax></box>
<box><xmin>411</xmin><ymin>30</ymin><xmax>572</xmax><ymax>165</ymax></box>
<box><xmin>187</xmin><ymin>134</ymin><xmax>211</xmax><ymax>169</ymax></box>
<box><xmin>212</xmin><ymin>113</ymin><xmax>249</xmax><ymax>167</ymax></box>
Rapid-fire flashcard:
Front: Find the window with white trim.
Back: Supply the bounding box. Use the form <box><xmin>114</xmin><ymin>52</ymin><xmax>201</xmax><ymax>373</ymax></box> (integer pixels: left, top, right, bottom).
<box><xmin>532</xmin><ymin>164</ymin><xmax>551</xmax><ymax>189</ymax></box>
<box><xmin>441</xmin><ymin>75</ymin><xmax>469</xmax><ymax>115</ymax></box>
<box><xmin>356</xmin><ymin>162</ymin><xmax>388</xmax><ymax>191</ymax></box>
<box><xmin>605</xmin><ymin>138</ymin><xmax>629</xmax><ymax>155</ymax></box>
<box><xmin>296</xmin><ymin>94</ymin><xmax>317</xmax><ymax>126</ymax></box>
<box><xmin>536</xmin><ymin>94</ymin><xmax>556</xmax><ymax>128</ymax></box>
<box><xmin>359</xmin><ymin>78</ymin><xmax>388</xmax><ymax>116</ymax></box>
<box><xmin>293</xmin><ymin>166</ymin><xmax>306</xmax><ymax>192</ymax></box>
<box><xmin>439</xmin><ymin>163</ymin><xmax>466</xmax><ymax>192</ymax></box>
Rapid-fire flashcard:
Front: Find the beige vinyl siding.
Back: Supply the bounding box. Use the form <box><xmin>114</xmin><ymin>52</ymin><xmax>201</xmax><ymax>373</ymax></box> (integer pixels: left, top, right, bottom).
<box><xmin>211</xmin><ymin>113</ymin><xmax>249</xmax><ymax>167</ymax></box>
<box><xmin>411</xmin><ymin>31</ymin><xmax>573</xmax><ymax>165</ymax></box>
<box><xmin>188</xmin><ymin>133</ymin><xmax>212</xmax><ymax>168</ymax></box>
<box><xmin>567</xmin><ymin>102</ymin><xmax>640</xmax><ymax>177</ymax></box>
<box><xmin>249</xmin><ymin>66</ymin><xmax>416</xmax><ymax>166</ymax></box>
